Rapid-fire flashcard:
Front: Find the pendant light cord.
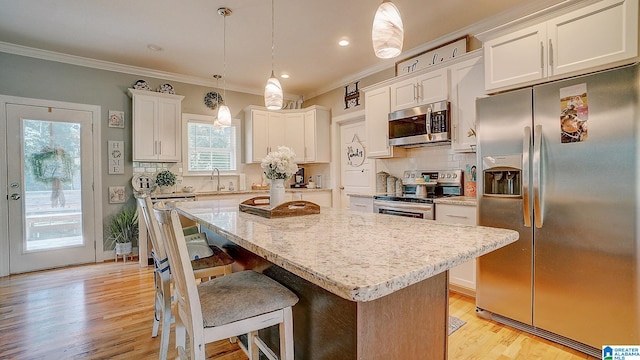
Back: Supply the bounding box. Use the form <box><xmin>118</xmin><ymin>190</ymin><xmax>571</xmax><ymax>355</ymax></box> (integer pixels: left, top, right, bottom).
<box><xmin>223</xmin><ymin>12</ymin><xmax>227</xmax><ymax>100</ymax></box>
<box><xmin>271</xmin><ymin>0</ymin><xmax>275</xmax><ymax>75</ymax></box>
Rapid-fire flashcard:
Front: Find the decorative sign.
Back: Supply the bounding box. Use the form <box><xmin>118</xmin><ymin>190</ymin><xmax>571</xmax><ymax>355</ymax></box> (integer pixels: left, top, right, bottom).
<box><xmin>108</xmin><ymin>110</ymin><xmax>125</xmax><ymax>128</ymax></box>
<box><xmin>108</xmin><ymin>140</ymin><xmax>124</xmax><ymax>174</ymax></box>
<box><xmin>396</xmin><ymin>36</ymin><xmax>468</xmax><ymax>75</ymax></box>
<box><xmin>344</xmin><ymin>81</ymin><xmax>361</xmax><ymax>109</ymax></box>
<box><xmin>346</xmin><ymin>134</ymin><xmax>366</xmax><ymax>167</ymax></box>
<box><xmin>559</xmin><ymin>83</ymin><xmax>589</xmax><ymax>143</ymax></box>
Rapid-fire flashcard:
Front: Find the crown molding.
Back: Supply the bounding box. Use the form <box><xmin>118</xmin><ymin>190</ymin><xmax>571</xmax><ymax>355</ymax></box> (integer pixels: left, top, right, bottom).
<box><xmin>0</xmin><ymin>41</ymin><xmax>303</xmax><ymax>99</ymax></box>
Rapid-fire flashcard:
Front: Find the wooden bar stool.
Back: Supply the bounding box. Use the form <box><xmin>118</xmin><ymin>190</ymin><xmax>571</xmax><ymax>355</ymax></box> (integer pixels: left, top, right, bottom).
<box><xmin>153</xmin><ymin>205</ymin><xmax>298</xmax><ymax>360</ymax></box>
<box><xmin>136</xmin><ymin>195</ymin><xmax>234</xmax><ymax>360</ymax></box>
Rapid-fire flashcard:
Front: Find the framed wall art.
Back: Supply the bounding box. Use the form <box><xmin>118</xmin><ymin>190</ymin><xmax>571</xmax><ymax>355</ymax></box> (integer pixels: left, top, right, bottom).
<box><xmin>108</xmin><ymin>110</ymin><xmax>125</xmax><ymax>128</ymax></box>
<box><xmin>108</xmin><ymin>186</ymin><xmax>126</xmax><ymax>204</ymax></box>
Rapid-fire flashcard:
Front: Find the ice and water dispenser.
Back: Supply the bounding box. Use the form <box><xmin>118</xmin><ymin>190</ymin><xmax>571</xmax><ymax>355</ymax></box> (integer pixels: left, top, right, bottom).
<box><xmin>482</xmin><ymin>154</ymin><xmax>522</xmax><ymax>197</ymax></box>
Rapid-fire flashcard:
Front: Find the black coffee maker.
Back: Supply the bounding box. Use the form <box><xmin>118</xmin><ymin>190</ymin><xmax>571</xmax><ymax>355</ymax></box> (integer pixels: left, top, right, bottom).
<box><xmin>292</xmin><ymin>167</ymin><xmax>306</xmax><ymax>188</ymax></box>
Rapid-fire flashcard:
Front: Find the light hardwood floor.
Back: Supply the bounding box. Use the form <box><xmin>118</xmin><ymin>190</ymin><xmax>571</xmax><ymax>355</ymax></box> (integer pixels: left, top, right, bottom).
<box><xmin>0</xmin><ymin>262</ymin><xmax>597</xmax><ymax>360</ymax></box>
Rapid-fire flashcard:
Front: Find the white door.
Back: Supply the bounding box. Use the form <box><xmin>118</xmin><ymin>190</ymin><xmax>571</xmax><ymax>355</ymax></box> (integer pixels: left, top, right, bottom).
<box><xmin>7</xmin><ymin>104</ymin><xmax>96</xmax><ymax>273</ymax></box>
<box><xmin>339</xmin><ymin>120</ymin><xmax>372</xmax><ymax>209</ymax></box>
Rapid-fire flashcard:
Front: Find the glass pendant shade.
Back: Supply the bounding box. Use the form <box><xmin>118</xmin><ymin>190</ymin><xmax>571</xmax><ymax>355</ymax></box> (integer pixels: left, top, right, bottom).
<box><xmin>217</xmin><ymin>104</ymin><xmax>232</xmax><ymax>127</ymax></box>
<box><xmin>264</xmin><ymin>71</ymin><xmax>283</xmax><ymax>110</ymax></box>
<box><xmin>372</xmin><ymin>1</ymin><xmax>404</xmax><ymax>59</ymax></box>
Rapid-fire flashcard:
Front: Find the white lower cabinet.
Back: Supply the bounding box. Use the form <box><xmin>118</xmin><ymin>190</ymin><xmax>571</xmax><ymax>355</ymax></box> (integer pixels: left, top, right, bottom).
<box><xmin>348</xmin><ymin>196</ymin><xmax>373</xmax><ymax>212</ymax></box>
<box><xmin>291</xmin><ymin>191</ymin><xmax>332</xmax><ymax>207</ymax></box>
<box><xmin>436</xmin><ymin>203</ymin><xmax>477</xmax><ymax>296</ymax></box>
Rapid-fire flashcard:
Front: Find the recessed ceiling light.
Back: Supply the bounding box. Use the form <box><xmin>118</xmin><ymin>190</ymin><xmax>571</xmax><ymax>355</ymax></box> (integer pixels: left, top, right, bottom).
<box><xmin>338</xmin><ymin>39</ymin><xmax>350</xmax><ymax>47</ymax></box>
<box><xmin>147</xmin><ymin>44</ymin><xmax>163</xmax><ymax>51</ymax></box>
<box><xmin>281</xmin><ymin>74</ymin><xmax>290</xmax><ymax>79</ymax></box>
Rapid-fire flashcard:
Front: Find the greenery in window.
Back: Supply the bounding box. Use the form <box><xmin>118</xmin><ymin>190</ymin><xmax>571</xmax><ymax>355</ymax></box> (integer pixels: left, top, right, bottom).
<box><xmin>187</xmin><ymin>122</ymin><xmax>236</xmax><ymax>172</ymax></box>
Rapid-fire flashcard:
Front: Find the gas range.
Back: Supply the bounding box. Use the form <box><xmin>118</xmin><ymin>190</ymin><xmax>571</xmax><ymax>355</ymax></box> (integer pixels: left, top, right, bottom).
<box><xmin>372</xmin><ymin>170</ymin><xmax>463</xmax><ymax>219</ymax></box>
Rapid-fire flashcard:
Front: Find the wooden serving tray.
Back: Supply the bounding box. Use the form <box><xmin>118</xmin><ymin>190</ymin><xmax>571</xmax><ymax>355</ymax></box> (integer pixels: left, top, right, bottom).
<box><xmin>239</xmin><ymin>196</ymin><xmax>320</xmax><ymax>218</ymax></box>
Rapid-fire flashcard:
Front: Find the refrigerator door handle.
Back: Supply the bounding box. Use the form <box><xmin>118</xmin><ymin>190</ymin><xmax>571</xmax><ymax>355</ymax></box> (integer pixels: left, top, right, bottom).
<box><xmin>533</xmin><ymin>124</ymin><xmax>543</xmax><ymax>228</ymax></box>
<box><xmin>522</xmin><ymin>126</ymin><xmax>532</xmax><ymax>227</ymax></box>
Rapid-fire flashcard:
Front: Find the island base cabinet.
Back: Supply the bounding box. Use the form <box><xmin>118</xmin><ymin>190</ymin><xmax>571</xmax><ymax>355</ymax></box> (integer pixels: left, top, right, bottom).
<box><xmin>204</xmin><ymin>235</ymin><xmax>448</xmax><ymax>360</ymax></box>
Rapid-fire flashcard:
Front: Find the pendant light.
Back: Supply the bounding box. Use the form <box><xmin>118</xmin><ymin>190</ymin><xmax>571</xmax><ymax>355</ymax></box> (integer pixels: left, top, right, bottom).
<box><xmin>264</xmin><ymin>0</ymin><xmax>283</xmax><ymax>110</ymax></box>
<box><xmin>371</xmin><ymin>0</ymin><xmax>404</xmax><ymax>59</ymax></box>
<box><xmin>217</xmin><ymin>7</ymin><xmax>232</xmax><ymax>127</ymax></box>
<box><xmin>212</xmin><ymin>74</ymin><xmax>223</xmax><ymax>130</ymax></box>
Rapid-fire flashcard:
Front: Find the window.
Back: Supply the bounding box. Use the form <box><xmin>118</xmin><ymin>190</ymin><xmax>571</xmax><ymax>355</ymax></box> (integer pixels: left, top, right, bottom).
<box><xmin>182</xmin><ymin>113</ymin><xmax>238</xmax><ymax>174</ymax></box>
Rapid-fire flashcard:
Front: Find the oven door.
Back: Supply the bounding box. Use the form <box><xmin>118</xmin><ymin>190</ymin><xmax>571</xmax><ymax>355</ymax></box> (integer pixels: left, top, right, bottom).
<box><xmin>373</xmin><ymin>200</ymin><xmax>434</xmax><ymax>220</ymax></box>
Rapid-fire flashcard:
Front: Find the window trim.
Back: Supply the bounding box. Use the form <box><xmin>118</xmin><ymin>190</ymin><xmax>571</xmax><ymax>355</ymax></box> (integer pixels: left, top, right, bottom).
<box><xmin>181</xmin><ymin>113</ymin><xmax>241</xmax><ymax>177</ymax></box>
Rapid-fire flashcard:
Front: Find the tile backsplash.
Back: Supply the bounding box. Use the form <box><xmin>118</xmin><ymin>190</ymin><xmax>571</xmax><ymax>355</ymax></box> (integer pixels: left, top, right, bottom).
<box><xmin>375</xmin><ymin>146</ymin><xmax>477</xmax><ymax>179</ymax></box>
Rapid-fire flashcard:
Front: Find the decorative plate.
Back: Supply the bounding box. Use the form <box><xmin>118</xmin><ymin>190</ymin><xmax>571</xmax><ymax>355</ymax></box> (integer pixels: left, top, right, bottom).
<box><xmin>131</xmin><ymin>174</ymin><xmax>156</xmax><ymax>194</ymax></box>
<box><xmin>158</xmin><ymin>83</ymin><xmax>175</xmax><ymax>94</ymax></box>
<box><xmin>133</xmin><ymin>79</ymin><xmax>151</xmax><ymax>91</ymax></box>
<box><xmin>204</xmin><ymin>91</ymin><xmax>223</xmax><ymax>110</ymax></box>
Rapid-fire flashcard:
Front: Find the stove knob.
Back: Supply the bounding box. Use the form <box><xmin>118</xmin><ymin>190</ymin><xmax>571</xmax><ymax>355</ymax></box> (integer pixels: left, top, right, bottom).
<box><xmin>446</xmin><ymin>173</ymin><xmax>452</xmax><ymax>178</ymax></box>
<box><xmin>439</xmin><ymin>174</ymin><xmax>445</xmax><ymax>179</ymax></box>
<box><xmin>452</xmin><ymin>173</ymin><xmax>458</xmax><ymax>178</ymax></box>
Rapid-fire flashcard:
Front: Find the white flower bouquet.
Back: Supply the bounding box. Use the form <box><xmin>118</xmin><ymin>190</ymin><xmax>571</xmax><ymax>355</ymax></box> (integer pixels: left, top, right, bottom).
<box><xmin>261</xmin><ymin>146</ymin><xmax>298</xmax><ymax>180</ymax></box>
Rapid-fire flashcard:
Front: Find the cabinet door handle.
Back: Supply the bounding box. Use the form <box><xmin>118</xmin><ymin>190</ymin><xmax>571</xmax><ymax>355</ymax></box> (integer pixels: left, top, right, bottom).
<box><xmin>158</xmin><ymin>141</ymin><xmax>162</xmax><ymax>155</ymax></box>
<box><xmin>548</xmin><ymin>39</ymin><xmax>553</xmax><ymax>75</ymax></box>
<box><xmin>154</xmin><ymin>141</ymin><xmax>158</xmax><ymax>155</ymax></box>
<box><xmin>453</xmin><ymin>123</ymin><xmax>457</xmax><ymax>142</ymax></box>
<box><xmin>413</xmin><ymin>84</ymin><xmax>418</xmax><ymax>101</ymax></box>
<box><xmin>540</xmin><ymin>41</ymin><xmax>544</xmax><ymax>72</ymax></box>
<box><xmin>445</xmin><ymin>214</ymin><xmax>468</xmax><ymax>219</ymax></box>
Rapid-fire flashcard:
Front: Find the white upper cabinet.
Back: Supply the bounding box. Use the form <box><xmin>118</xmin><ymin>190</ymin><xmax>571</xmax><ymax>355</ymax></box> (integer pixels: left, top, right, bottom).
<box><xmin>245</xmin><ymin>108</ymin><xmax>283</xmax><ymax>163</ymax></box>
<box><xmin>364</xmin><ymin>86</ymin><xmax>405</xmax><ymax>158</ymax></box>
<box><xmin>244</xmin><ymin>105</ymin><xmax>330</xmax><ymax>164</ymax></box>
<box><xmin>484</xmin><ymin>24</ymin><xmax>547</xmax><ymax>91</ymax></box>
<box><xmin>284</xmin><ymin>112</ymin><xmax>305</xmax><ymax>163</ymax></box>
<box><xmin>129</xmin><ymin>89</ymin><xmax>184</xmax><ymax>162</ymax></box>
<box><xmin>390</xmin><ymin>68</ymin><xmax>449</xmax><ymax>111</ymax></box>
<box><xmin>303</xmin><ymin>107</ymin><xmax>330</xmax><ymax>163</ymax></box>
<box><xmin>548</xmin><ymin>0</ymin><xmax>638</xmax><ymax>76</ymax></box>
<box><xmin>449</xmin><ymin>53</ymin><xmax>485</xmax><ymax>152</ymax></box>
<box><xmin>484</xmin><ymin>0</ymin><xmax>638</xmax><ymax>92</ymax></box>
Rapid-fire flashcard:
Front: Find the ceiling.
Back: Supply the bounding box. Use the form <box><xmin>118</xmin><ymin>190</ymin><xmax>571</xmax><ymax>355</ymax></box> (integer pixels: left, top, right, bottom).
<box><xmin>0</xmin><ymin>0</ymin><xmax>567</xmax><ymax>99</ymax></box>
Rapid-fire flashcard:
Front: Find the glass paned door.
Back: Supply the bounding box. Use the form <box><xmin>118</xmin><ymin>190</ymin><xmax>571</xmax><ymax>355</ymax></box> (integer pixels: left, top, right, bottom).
<box><xmin>7</xmin><ymin>104</ymin><xmax>95</xmax><ymax>273</ymax></box>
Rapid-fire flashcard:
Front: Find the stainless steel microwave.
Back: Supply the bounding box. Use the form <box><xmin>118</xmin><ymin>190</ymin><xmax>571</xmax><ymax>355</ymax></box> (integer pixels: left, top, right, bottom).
<box><xmin>388</xmin><ymin>101</ymin><xmax>451</xmax><ymax>147</ymax></box>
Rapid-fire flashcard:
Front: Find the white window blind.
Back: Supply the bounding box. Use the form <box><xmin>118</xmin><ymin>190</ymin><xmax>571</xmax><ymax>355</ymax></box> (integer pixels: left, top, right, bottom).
<box><xmin>187</xmin><ymin>122</ymin><xmax>236</xmax><ymax>172</ymax></box>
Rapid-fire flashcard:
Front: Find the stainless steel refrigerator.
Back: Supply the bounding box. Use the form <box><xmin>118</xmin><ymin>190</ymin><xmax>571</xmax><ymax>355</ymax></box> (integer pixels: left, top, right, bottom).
<box><xmin>475</xmin><ymin>63</ymin><xmax>639</xmax><ymax>357</ymax></box>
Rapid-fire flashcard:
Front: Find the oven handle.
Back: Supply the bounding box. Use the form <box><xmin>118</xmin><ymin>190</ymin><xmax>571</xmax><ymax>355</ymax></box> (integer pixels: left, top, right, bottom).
<box><xmin>373</xmin><ymin>200</ymin><xmax>433</xmax><ymax>212</ymax></box>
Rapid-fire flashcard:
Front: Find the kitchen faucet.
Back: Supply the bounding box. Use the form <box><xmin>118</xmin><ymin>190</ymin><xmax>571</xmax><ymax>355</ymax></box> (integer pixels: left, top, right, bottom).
<box><xmin>211</xmin><ymin>168</ymin><xmax>224</xmax><ymax>192</ymax></box>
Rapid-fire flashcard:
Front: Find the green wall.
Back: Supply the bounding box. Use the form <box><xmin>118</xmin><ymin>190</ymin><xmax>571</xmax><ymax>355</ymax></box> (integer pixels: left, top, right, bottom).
<box><xmin>0</xmin><ymin>52</ymin><xmax>264</xmax><ymax>248</ymax></box>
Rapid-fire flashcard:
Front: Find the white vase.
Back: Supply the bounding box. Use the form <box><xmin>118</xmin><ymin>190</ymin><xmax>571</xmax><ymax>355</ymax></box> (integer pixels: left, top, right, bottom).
<box><xmin>270</xmin><ymin>179</ymin><xmax>286</xmax><ymax>208</ymax></box>
<box><xmin>159</xmin><ymin>185</ymin><xmax>173</xmax><ymax>194</ymax></box>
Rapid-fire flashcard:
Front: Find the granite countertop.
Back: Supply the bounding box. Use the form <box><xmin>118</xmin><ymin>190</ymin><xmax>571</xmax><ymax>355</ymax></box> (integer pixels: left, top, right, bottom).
<box><xmin>151</xmin><ymin>188</ymin><xmax>331</xmax><ymax>198</ymax></box>
<box><xmin>175</xmin><ymin>200</ymin><xmax>517</xmax><ymax>302</ymax></box>
<box><xmin>434</xmin><ymin>196</ymin><xmax>477</xmax><ymax>206</ymax></box>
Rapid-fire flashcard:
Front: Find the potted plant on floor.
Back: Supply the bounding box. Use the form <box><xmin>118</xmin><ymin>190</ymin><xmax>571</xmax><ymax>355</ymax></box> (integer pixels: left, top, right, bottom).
<box><xmin>107</xmin><ymin>206</ymin><xmax>139</xmax><ymax>258</ymax></box>
<box><xmin>155</xmin><ymin>170</ymin><xmax>177</xmax><ymax>194</ymax></box>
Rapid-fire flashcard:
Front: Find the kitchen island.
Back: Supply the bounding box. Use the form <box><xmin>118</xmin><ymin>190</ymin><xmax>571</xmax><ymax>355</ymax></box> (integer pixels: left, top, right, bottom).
<box><xmin>175</xmin><ymin>200</ymin><xmax>518</xmax><ymax>359</ymax></box>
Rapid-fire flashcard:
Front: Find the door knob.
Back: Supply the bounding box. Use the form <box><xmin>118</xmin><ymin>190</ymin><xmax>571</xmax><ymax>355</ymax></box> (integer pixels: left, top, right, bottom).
<box><xmin>10</xmin><ymin>193</ymin><xmax>21</xmax><ymax>200</ymax></box>
<box><xmin>339</xmin><ymin>186</ymin><xmax>345</xmax><ymax>190</ymax></box>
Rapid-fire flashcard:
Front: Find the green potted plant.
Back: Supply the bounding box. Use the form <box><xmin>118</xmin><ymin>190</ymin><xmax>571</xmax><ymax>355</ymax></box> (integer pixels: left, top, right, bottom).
<box><xmin>155</xmin><ymin>170</ymin><xmax>177</xmax><ymax>194</ymax></box>
<box><xmin>107</xmin><ymin>206</ymin><xmax>139</xmax><ymax>257</ymax></box>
